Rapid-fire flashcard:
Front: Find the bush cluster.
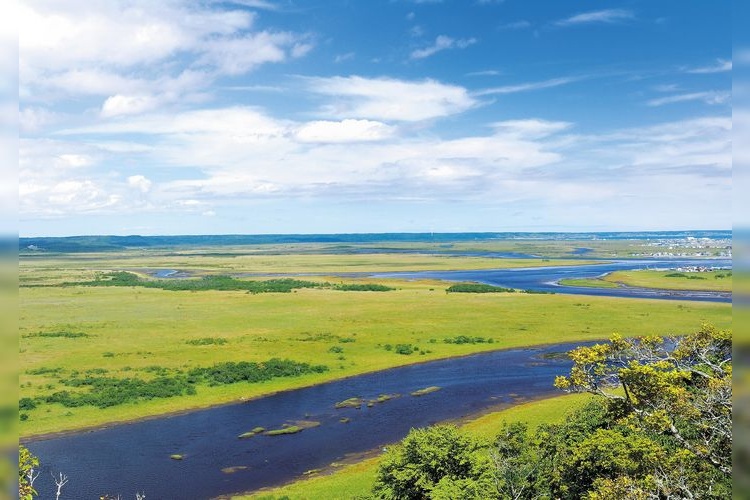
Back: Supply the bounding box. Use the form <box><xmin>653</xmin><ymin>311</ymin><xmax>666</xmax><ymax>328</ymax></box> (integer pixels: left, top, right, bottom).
<box><xmin>188</xmin><ymin>358</ymin><xmax>328</xmax><ymax>386</ymax></box>
<box><xmin>443</xmin><ymin>335</ymin><xmax>494</xmax><ymax>345</ymax></box>
<box><xmin>446</xmin><ymin>283</ymin><xmax>514</xmax><ymax>293</ymax></box>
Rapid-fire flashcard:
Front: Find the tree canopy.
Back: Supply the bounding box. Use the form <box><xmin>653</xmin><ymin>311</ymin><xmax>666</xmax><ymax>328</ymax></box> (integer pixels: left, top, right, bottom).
<box><xmin>373</xmin><ymin>324</ymin><xmax>732</xmax><ymax>499</ymax></box>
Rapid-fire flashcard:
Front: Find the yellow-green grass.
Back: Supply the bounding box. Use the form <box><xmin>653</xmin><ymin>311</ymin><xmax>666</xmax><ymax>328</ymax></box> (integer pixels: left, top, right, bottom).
<box><xmin>557</xmin><ymin>277</ymin><xmax>620</xmax><ymax>289</ymax></box>
<box><xmin>19</xmin><ymin>252</ymin><xmax>601</xmax><ymax>286</ymax></box>
<box><xmin>240</xmin><ymin>393</ymin><xmax>592</xmax><ymax>500</ymax></box>
<box><xmin>602</xmin><ymin>270</ymin><xmax>732</xmax><ymax>292</ymax></box>
<box><xmin>19</xmin><ymin>277</ymin><xmax>730</xmax><ymax>438</ymax></box>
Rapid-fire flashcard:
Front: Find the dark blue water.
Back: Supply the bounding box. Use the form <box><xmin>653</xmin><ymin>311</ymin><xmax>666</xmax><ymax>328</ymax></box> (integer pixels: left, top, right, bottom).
<box><xmin>27</xmin><ymin>343</ymin><xmax>588</xmax><ymax>499</ymax></box>
<box><xmin>374</xmin><ymin>259</ymin><xmax>732</xmax><ymax>303</ymax></box>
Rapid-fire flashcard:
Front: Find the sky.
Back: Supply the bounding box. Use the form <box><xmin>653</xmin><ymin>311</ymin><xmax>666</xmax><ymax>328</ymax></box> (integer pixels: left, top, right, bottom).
<box><xmin>18</xmin><ymin>0</ymin><xmax>731</xmax><ymax>236</ymax></box>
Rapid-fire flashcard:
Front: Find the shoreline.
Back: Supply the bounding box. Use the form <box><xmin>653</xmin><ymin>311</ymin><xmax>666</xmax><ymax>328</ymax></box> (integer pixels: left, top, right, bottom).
<box><xmin>20</xmin><ymin>338</ymin><xmax>604</xmax><ymax>443</ymax></box>
<box><xmin>222</xmin><ymin>391</ymin><xmax>571</xmax><ymax>499</ymax></box>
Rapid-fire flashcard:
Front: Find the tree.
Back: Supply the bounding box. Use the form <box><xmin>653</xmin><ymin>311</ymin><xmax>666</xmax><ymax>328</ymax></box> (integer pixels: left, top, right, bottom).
<box><xmin>370</xmin><ymin>324</ymin><xmax>731</xmax><ymax>499</ymax></box>
<box><xmin>19</xmin><ymin>445</ymin><xmax>39</xmax><ymax>500</ymax></box>
<box><xmin>554</xmin><ymin>323</ymin><xmax>731</xmax><ymax>496</ymax></box>
<box><xmin>372</xmin><ymin>425</ymin><xmax>495</xmax><ymax>499</ymax></box>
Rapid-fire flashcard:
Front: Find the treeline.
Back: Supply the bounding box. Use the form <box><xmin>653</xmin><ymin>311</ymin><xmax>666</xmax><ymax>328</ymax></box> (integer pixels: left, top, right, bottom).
<box><xmin>20</xmin><ymin>359</ymin><xmax>328</xmax><ymax>414</ymax></box>
<box><xmin>446</xmin><ymin>283</ymin><xmax>514</xmax><ymax>293</ymax></box>
<box><xmin>187</xmin><ymin>358</ymin><xmax>328</xmax><ymax>386</ymax></box>
<box><xmin>446</xmin><ymin>283</ymin><xmax>553</xmax><ymax>294</ymax></box>
<box><xmin>60</xmin><ymin>272</ymin><xmax>394</xmax><ymax>294</ymax></box>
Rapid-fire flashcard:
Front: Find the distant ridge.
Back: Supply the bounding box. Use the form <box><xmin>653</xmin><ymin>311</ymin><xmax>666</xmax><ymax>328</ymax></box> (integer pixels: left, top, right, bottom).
<box><xmin>19</xmin><ymin>231</ymin><xmax>731</xmax><ymax>253</ymax></box>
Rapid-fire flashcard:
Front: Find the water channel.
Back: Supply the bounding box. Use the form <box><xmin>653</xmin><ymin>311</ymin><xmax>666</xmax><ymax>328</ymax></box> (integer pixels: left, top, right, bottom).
<box><xmin>28</xmin><ymin>343</ymin><xmax>588</xmax><ymax>499</ymax></box>
<box><xmin>374</xmin><ymin>258</ymin><xmax>732</xmax><ymax>302</ymax></box>
<box><xmin>27</xmin><ymin>258</ymin><xmax>730</xmax><ymax>498</ymax></box>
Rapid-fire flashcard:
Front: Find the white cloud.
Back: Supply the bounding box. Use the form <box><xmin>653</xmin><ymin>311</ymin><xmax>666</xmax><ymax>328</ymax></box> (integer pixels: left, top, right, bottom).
<box><xmin>296</xmin><ymin>119</ymin><xmax>395</xmax><ymax>143</ymax></box>
<box><xmin>467</xmin><ymin>70</ymin><xmax>501</xmax><ymax>77</ymax></box>
<box><xmin>101</xmin><ymin>94</ymin><xmax>161</xmax><ymax>117</ymax></box>
<box><xmin>334</xmin><ymin>52</ymin><xmax>355</xmax><ymax>63</ymax></box>
<box><xmin>410</xmin><ymin>35</ymin><xmax>477</xmax><ymax>59</ymax></box>
<box><xmin>19</xmin><ymin>2</ymin><xmax>313</xmax><ymax>112</ymax></box>
<box><xmin>686</xmin><ymin>59</ymin><xmax>732</xmax><ymax>74</ymax></box>
<box><xmin>127</xmin><ymin>175</ymin><xmax>152</xmax><ymax>193</ymax></box>
<box><xmin>555</xmin><ymin>9</ymin><xmax>634</xmax><ymax>27</ymax></box>
<box><xmin>20</xmin><ymin>107</ymin><xmax>59</xmax><ymax>132</ymax></box>
<box><xmin>491</xmin><ymin>119</ymin><xmax>572</xmax><ymax>138</ymax></box>
<box><xmin>196</xmin><ymin>31</ymin><xmax>308</xmax><ymax>75</ymax></box>
<box><xmin>305</xmin><ymin>76</ymin><xmax>477</xmax><ymax>121</ymax></box>
<box><xmin>498</xmin><ymin>20</ymin><xmax>531</xmax><ymax>30</ymax></box>
<box><xmin>214</xmin><ymin>0</ymin><xmax>279</xmax><ymax>10</ymax></box>
<box><xmin>646</xmin><ymin>91</ymin><xmax>730</xmax><ymax>107</ymax></box>
<box><xmin>58</xmin><ymin>154</ymin><xmax>93</xmax><ymax>168</ymax></box>
<box><xmin>475</xmin><ymin>77</ymin><xmax>581</xmax><ymax>96</ymax></box>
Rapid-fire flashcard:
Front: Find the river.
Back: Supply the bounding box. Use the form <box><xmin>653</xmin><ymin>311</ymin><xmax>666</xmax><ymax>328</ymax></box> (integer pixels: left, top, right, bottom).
<box><xmin>373</xmin><ymin>258</ymin><xmax>732</xmax><ymax>302</ymax></box>
<box><xmin>27</xmin><ymin>343</ymin><xmax>589</xmax><ymax>499</ymax></box>
<box><xmin>28</xmin><ymin>258</ymin><xmax>730</xmax><ymax>498</ymax></box>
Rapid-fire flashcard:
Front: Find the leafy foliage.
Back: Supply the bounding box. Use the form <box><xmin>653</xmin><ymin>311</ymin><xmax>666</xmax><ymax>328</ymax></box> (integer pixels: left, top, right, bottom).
<box><xmin>46</xmin><ymin>375</ymin><xmax>195</xmax><ymax>408</ymax></box>
<box><xmin>374</xmin><ymin>324</ymin><xmax>731</xmax><ymax>499</ymax></box>
<box><xmin>333</xmin><ymin>283</ymin><xmax>395</xmax><ymax>291</ymax></box>
<box><xmin>185</xmin><ymin>337</ymin><xmax>228</xmax><ymax>346</ymax></box>
<box><xmin>372</xmin><ymin>425</ymin><xmax>495</xmax><ymax>499</ymax></box>
<box><xmin>23</xmin><ymin>330</ymin><xmax>90</xmax><ymax>339</ymax></box>
<box><xmin>24</xmin><ymin>359</ymin><xmax>328</xmax><ymax>411</ymax></box>
<box><xmin>19</xmin><ymin>445</ymin><xmax>39</xmax><ymax>500</ymax></box>
<box><xmin>446</xmin><ymin>283</ymin><xmax>515</xmax><ymax>293</ymax></box>
<box><xmin>555</xmin><ymin>323</ymin><xmax>731</xmax><ymax>477</ymax></box>
<box><xmin>68</xmin><ymin>272</ymin><xmax>323</xmax><ymax>293</ymax></box>
<box><xmin>188</xmin><ymin>358</ymin><xmax>328</xmax><ymax>386</ymax></box>
<box><xmin>443</xmin><ymin>335</ymin><xmax>494</xmax><ymax>345</ymax></box>
<box><xmin>393</xmin><ymin>344</ymin><xmax>417</xmax><ymax>355</ymax></box>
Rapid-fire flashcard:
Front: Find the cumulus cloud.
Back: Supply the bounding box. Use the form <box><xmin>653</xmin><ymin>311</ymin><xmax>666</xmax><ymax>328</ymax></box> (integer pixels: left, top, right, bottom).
<box><xmin>554</xmin><ymin>9</ymin><xmax>634</xmax><ymax>27</ymax></box>
<box><xmin>101</xmin><ymin>94</ymin><xmax>161</xmax><ymax>117</ymax></box>
<box><xmin>305</xmin><ymin>76</ymin><xmax>477</xmax><ymax>121</ymax></box>
<box><xmin>410</xmin><ymin>35</ymin><xmax>477</xmax><ymax>59</ymax></box>
<box><xmin>19</xmin><ymin>2</ymin><xmax>313</xmax><ymax>113</ymax></box>
<box><xmin>127</xmin><ymin>175</ymin><xmax>152</xmax><ymax>193</ymax></box>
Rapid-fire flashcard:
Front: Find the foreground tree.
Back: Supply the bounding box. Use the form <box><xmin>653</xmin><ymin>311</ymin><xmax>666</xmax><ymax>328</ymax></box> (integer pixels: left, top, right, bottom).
<box><xmin>554</xmin><ymin>323</ymin><xmax>731</xmax><ymax>476</ymax></box>
<box><xmin>372</xmin><ymin>425</ymin><xmax>496</xmax><ymax>499</ymax></box>
<box><xmin>372</xmin><ymin>324</ymin><xmax>731</xmax><ymax>499</ymax></box>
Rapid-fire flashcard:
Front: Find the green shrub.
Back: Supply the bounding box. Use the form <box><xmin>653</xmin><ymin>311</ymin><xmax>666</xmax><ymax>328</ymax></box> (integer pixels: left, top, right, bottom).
<box><xmin>446</xmin><ymin>283</ymin><xmax>515</xmax><ymax>293</ymax></box>
<box><xmin>186</xmin><ymin>337</ymin><xmax>228</xmax><ymax>346</ymax></box>
<box><xmin>394</xmin><ymin>344</ymin><xmax>416</xmax><ymax>355</ymax></box>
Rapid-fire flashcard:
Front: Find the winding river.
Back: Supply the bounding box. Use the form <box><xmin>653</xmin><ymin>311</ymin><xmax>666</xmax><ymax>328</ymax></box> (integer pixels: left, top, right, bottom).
<box><xmin>374</xmin><ymin>258</ymin><xmax>732</xmax><ymax>302</ymax></box>
<box><xmin>26</xmin><ymin>258</ymin><xmax>730</xmax><ymax>498</ymax></box>
<box><xmin>27</xmin><ymin>343</ymin><xmax>589</xmax><ymax>499</ymax></box>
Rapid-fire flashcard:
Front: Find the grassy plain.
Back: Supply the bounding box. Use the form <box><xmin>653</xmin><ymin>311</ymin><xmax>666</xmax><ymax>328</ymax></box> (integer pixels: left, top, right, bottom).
<box><xmin>242</xmin><ymin>393</ymin><xmax>593</xmax><ymax>500</ymax></box>
<box><xmin>19</xmin><ymin>251</ymin><xmax>597</xmax><ymax>287</ymax></box>
<box><xmin>557</xmin><ymin>277</ymin><xmax>620</xmax><ymax>288</ymax></box>
<box><xmin>19</xmin><ymin>259</ymin><xmax>730</xmax><ymax>437</ymax></box>
<box><xmin>602</xmin><ymin>270</ymin><xmax>732</xmax><ymax>292</ymax></box>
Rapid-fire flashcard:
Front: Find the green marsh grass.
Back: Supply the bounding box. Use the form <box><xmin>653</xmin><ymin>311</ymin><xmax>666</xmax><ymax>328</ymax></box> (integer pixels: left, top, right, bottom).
<box><xmin>19</xmin><ymin>279</ymin><xmax>730</xmax><ymax>437</ymax></box>
<box><xmin>603</xmin><ymin>269</ymin><xmax>732</xmax><ymax>292</ymax></box>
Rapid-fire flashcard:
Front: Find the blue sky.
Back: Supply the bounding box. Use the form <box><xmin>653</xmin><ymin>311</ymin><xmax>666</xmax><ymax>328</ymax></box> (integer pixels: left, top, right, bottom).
<box><xmin>19</xmin><ymin>0</ymin><xmax>731</xmax><ymax>236</ymax></box>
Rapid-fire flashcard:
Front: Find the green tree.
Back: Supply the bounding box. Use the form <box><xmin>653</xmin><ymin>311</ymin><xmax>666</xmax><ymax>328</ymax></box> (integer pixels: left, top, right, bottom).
<box><xmin>19</xmin><ymin>445</ymin><xmax>39</xmax><ymax>500</ymax></box>
<box><xmin>372</xmin><ymin>425</ymin><xmax>495</xmax><ymax>499</ymax></box>
<box><xmin>554</xmin><ymin>323</ymin><xmax>731</xmax><ymax>496</ymax></box>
